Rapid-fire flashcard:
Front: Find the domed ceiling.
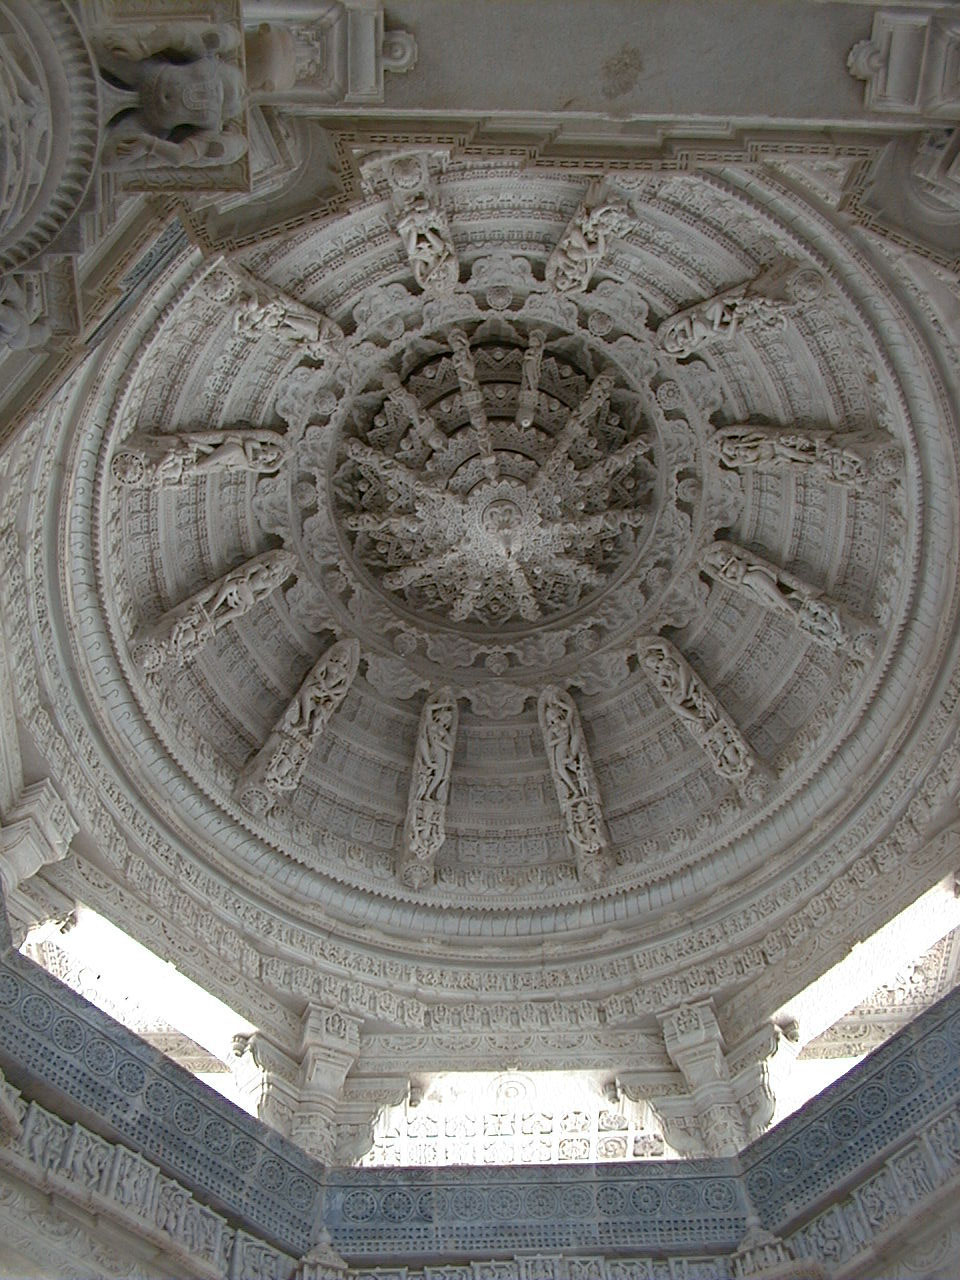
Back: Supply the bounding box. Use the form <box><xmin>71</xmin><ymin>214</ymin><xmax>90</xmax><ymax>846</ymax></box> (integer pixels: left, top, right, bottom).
<box><xmin>23</xmin><ymin>152</ymin><xmax>960</xmax><ymax>1012</ymax></box>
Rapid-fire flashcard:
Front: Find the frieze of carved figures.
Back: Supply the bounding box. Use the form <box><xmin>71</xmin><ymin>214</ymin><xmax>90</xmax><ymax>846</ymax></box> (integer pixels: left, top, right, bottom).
<box><xmin>132</xmin><ymin>549</ymin><xmax>297</xmax><ymax>674</ymax></box>
<box><xmin>93</xmin><ymin>21</ymin><xmax>248</xmax><ymax>172</ymax></box>
<box><xmin>545</xmin><ymin>179</ymin><xmax>635</xmax><ymax>294</ymax></box>
<box><xmin>699</xmin><ymin>540</ymin><xmax>874</xmax><ymax>655</ymax></box>
<box><xmin>399</xmin><ymin>688</ymin><xmax>459</xmax><ymax>888</ymax></box>
<box><xmin>656</xmin><ymin>258</ymin><xmax>826</xmax><ymax>359</ymax></box>
<box><xmin>636</xmin><ymin>637</ymin><xmax>769</xmax><ymax>795</ymax></box>
<box><xmin>236</xmin><ymin>638</ymin><xmax>360</xmax><ymax>814</ymax></box>
<box><xmin>709</xmin><ymin>423</ymin><xmax>901</xmax><ymax>487</ymax></box>
<box><xmin>537</xmin><ymin>686</ymin><xmax>611</xmax><ymax>886</ymax></box>
<box><xmin>111</xmin><ymin>427</ymin><xmax>288</xmax><ymax>486</ymax></box>
<box><xmin>233</xmin><ymin>293</ymin><xmax>346</xmax><ymax>365</ymax></box>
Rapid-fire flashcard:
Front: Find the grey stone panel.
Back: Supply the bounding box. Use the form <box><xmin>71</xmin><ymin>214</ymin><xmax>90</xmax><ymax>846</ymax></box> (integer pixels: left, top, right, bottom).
<box><xmin>0</xmin><ymin>940</ymin><xmax>323</xmax><ymax>1257</ymax></box>
<box><xmin>744</xmin><ymin>979</ymin><xmax>960</xmax><ymax>1228</ymax></box>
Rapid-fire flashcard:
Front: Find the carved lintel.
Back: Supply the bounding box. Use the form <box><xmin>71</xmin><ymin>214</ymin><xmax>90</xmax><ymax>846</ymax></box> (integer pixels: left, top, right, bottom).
<box><xmin>537</xmin><ymin>686</ymin><xmax>611</xmax><ymax>886</ymax></box>
<box><xmin>656</xmin><ymin>258</ymin><xmax>825</xmax><ymax>359</ymax></box>
<box><xmin>132</xmin><ymin>549</ymin><xmax>297</xmax><ymax>673</ymax></box>
<box><xmin>709</xmin><ymin>423</ymin><xmax>901</xmax><ymax>487</ymax></box>
<box><xmin>636</xmin><ymin>636</ymin><xmax>771</xmax><ymax>797</ymax></box>
<box><xmin>0</xmin><ymin>781</ymin><xmax>78</xmax><ymax>898</ymax></box>
<box><xmin>399</xmin><ymin>688</ymin><xmax>458</xmax><ymax>889</ymax></box>
<box><xmin>111</xmin><ymin>427</ymin><xmax>288</xmax><ymax>487</ymax></box>
<box><xmin>236</xmin><ymin>638</ymin><xmax>360</xmax><ymax>815</ymax></box>
<box><xmin>699</xmin><ymin>540</ymin><xmax>876</xmax><ymax>655</ymax></box>
<box><xmin>545</xmin><ymin>178</ymin><xmax>634</xmax><ymax>294</ymax></box>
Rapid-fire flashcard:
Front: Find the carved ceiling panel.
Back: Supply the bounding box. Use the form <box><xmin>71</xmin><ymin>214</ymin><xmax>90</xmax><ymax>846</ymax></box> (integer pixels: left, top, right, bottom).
<box><xmin>8</xmin><ymin>152</ymin><xmax>959</xmax><ymax>1028</ymax></box>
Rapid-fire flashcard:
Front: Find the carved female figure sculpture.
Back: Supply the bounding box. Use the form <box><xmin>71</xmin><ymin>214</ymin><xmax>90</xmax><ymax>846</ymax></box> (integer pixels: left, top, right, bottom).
<box><xmin>537</xmin><ymin>686</ymin><xmax>609</xmax><ymax>885</ymax></box>
<box><xmin>399</xmin><ymin>688</ymin><xmax>459</xmax><ymax>887</ymax></box>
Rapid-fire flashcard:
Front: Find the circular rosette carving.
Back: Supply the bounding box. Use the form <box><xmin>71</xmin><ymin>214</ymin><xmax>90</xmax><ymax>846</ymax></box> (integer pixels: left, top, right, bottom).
<box><xmin>329</xmin><ymin>326</ymin><xmax>656</xmax><ymax>631</ymax></box>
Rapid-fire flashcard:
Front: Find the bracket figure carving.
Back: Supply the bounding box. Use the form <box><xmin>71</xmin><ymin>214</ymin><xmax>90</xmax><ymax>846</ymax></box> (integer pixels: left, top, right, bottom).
<box><xmin>636</xmin><ymin>636</ymin><xmax>770</xmax><ymax>796</ymax></box>
<box><xmin>699</xmin><ymin>541</ymin><xmax>875</xmax><ymax>655</ymax></box>
<box><xmin>386</xmin><ymin>153</ymin><xmax>459</xmax><ymax>294</ymax></box>
<box><xmin>236</xmin><ymin>638</ymin><xmax>361</xmax><ymax>815</ymax></box>
<box><xmin>399</xmin><ymin>687</ymin><xmax>459</xmax><ymax>889</ymax></box>
<box><xmin>111</xmin><ymin>427</ymin><xmax>288</xmax><ymax>486</ymax></box>
<box><xmin>538</xmin><ymin>686</ymin><xmax>611</xmax><ymax>886</ymax></box>
<box><xmin>94</xmin><ymin>20</ymin><xmax>248</xmax><ymax>173</ymax></box>
<box><xmin>132</xmin><ymin>550</ymin><xmax>296</xmax><ymax>674</ymax></box>
<box><xmin>709</xmin><ymin>423</ymin><xmax>901</xmax><ymax>487</ymax></box>
<box><xmin>515</xmin><ymin>327</ymin><xmax>546</xmax><ymax>427</ymax></box>
<box><xmin>448</xmin><ymin>326</ymin><xmax>496</xmax><ymax>478</ymax></box>
<box><xmin>233</xmin><ymin>292</ymin><xmax>345</xmax><ymax>366</ymax></box>
<box><xmin>545</xmin><ymin>179</ymin><xmax>635</xmax><ymax>293</ymax></box>
<box><xmin>656</xmin><ymin>259</ymin><xmax>825</xmax><ymax>359</ymax></box>
<box><xmin>381</xmin><ymin>369</ymin><xmax>447</xmax><ymax>453</ymax></box>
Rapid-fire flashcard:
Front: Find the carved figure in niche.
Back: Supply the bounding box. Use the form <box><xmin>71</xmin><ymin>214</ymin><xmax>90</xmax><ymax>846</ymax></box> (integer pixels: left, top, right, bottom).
<box><xmin>537</xmin><ymin>686</ymin><xmax>609</xmax><ymax>885</ymax></box>
<box><xmin>396</xmin><ymin>194</ymin><xmax>459</xmax><ymax>293</ymax></box>
<box><xmin>545</xmin><ymin>181</ymin><xmax>633</xmax><ymax>294</ymax></box>
<box><xmin>95</xmin><ymin>23</ymin><xmax>247</xmax><ymax>172</ymax></box>
<box><xmin>400</xmin><ymin>687</ymin><xmax>459</xmax><ymax>887</ymax></box>
<box><xmin>637</xmin><ymin>638</ymin><xmax>762</xmax><ymax>790</ymax></box>
<box><xmin>111</xmin><ymin>428</ymin><xmax>287</xmax><ymax>486</ymax></box>
<box><xmin>133</xmin><ymin>550</ymin><xmax>296</xmax><ymax>673</ymax></box>
<box><xmin>0</xmin><ymin>278</ymin><xmax>49</xmax><ymax>352</ymax></box>
<box><xmin>233</xmin><ymin>295</ymin><xmax>345</xmax><ymax>364</ymax></box>
<box><xmin>236</xmin><ymin>638</ymin><xmax>360</xmax><ymax>810</ymax></box>
<box><xmin>710</xmin><ymin>425</ymin><xmax>895</xmax><ymax>486</ymax></box>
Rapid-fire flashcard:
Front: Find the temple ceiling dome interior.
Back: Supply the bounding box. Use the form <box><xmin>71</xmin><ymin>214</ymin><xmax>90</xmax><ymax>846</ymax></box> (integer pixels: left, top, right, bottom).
<box><xmin>29</xmin><ymin>151</ymin><xmax>954</xmax><ymax>991</ymax></box>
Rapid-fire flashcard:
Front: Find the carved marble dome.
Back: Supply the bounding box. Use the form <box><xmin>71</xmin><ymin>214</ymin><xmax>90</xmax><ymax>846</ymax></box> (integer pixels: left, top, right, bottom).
<box><xmin>24</xmin><ymin>149</ymin><xmax>960</xmax><ymax>1021</ymax></box>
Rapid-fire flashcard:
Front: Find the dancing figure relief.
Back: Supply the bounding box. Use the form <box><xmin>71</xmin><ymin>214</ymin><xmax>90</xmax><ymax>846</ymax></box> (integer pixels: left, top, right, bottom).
<box><xmin>396</xmin><ymin>194</ymin><xmax>459</xmax><ymax>294</ymax></box>
<box><xmin>111</xmin><ymin>428</ymin><xmax>288</xmax><ymax>486</ymax></box>
<box><xmin>400</xmin><ymin>688</ymin><xmax>459</xmax><ymax>888</ymax></box>
<box><xmin>546</xmin><ymin>180</ymin><xmax>634</xmax><ymax>294</ymax></box>
<box><xmin>538</xmin><ymin>686</ymin><xmax>610</xmax><ymax>886</ymax></box>
<box><xmin>233</xmin><ymin>295</ymin><xmax>345</xmax><ymax>364</ymax></box>
<box><xmin>132</xmin><ymin>550</ymin><xmax>296</xmax><ymax>673</ymax></box>
<box><xmin>637</xmin><ymin>637</ymin><xmax>767</xmax><ymax>792</ymax></box>
<box><xmin>710</xmin><ymin>425</ymin><xmax>899</xmax><ymax>486</ymax></box>
<box><xmin>236</xmin><ymin>639</ymin><xmax>361</xmax><ymax>813</ymax></box>
<box><xmin>657</xmin><ymin>261</ymin><xmax>825</xmax><ymax>359</ymax></box>
<box><xmin>699</xmin><ymin>541</ymin><xmax>868</xmax><ymax>653</ymax></box>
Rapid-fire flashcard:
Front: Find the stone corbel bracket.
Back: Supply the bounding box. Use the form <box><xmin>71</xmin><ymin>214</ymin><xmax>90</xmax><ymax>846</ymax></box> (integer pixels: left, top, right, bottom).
<box><xmin>0</xmin><ymin>781</ymin><xmax>78</xmax><ymax>900</ymax></box>
<box><xmin>848</xmin><ymin>10</ymin><xmax>960</xmax><ymax>118</ymax></box>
